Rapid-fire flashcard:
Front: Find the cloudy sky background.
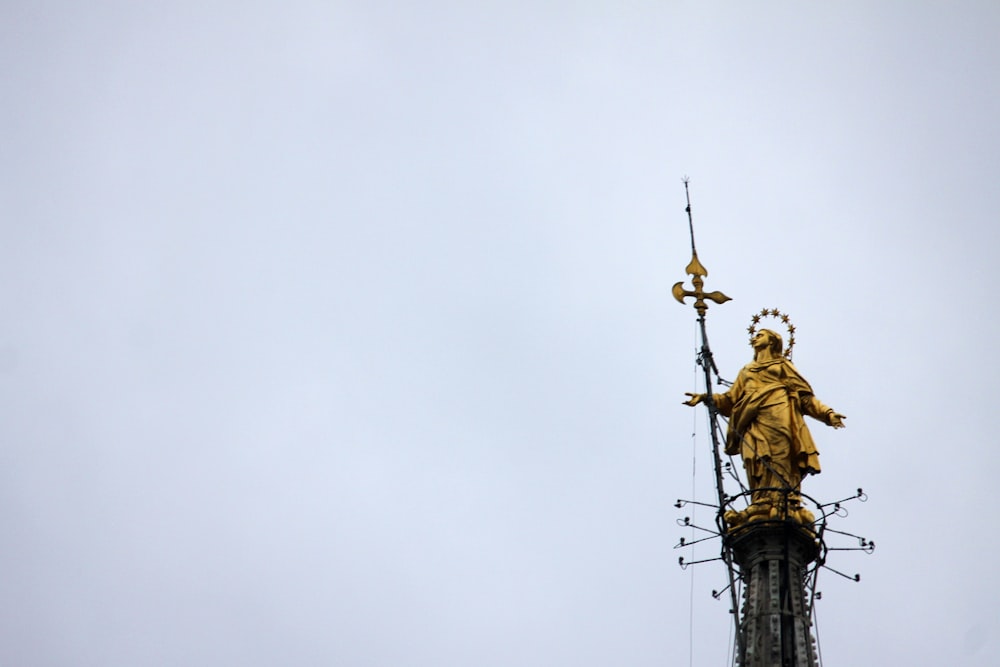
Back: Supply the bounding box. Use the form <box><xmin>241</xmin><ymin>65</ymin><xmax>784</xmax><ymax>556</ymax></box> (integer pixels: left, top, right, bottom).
<box><xmin>3</xmin><ymin>2</ymin><xmax>999</xmax><ymax>665</ymax></box>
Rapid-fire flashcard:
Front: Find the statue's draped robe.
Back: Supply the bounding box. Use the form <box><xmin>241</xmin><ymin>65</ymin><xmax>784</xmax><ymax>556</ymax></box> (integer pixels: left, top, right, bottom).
<box><xmin>713</xmin><ymin>357</ymin><xmax>833</xmax><ymax>500</ymax></box>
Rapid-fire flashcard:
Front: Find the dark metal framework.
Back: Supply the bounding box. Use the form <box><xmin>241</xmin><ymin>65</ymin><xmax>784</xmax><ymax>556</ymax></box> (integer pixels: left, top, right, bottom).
<box><xmin>677</xmin><ymin>486</ymin><xmax>873</xmax><ymax>665</ymax></box>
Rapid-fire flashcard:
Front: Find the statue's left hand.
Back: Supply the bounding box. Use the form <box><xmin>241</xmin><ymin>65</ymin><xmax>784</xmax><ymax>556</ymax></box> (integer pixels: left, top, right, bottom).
<box><xmin>828</xmin><ymin>412</ymin><xmax>846</xmax><ymax>429</ymax></box>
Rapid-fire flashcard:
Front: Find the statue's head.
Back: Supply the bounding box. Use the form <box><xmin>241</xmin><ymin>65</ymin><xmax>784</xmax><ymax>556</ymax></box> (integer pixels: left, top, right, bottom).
<box><xmin>752</xmin><ymin>329</ymin><xmax>783</xmax><ymax>359</ymax></box>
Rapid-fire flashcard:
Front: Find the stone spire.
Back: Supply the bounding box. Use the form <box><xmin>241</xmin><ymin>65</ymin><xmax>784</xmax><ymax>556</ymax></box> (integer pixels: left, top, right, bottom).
<box><xmin>729</xmin><ymin>523</ymin><xmax>819</xmax><ymax>666</ymax></box>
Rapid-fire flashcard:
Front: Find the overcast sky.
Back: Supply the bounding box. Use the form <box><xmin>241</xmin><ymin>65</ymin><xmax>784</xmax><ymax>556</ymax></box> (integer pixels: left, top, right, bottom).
<box><xmin>3</xmin><ymin>2</ymin><xmax>999</xmax><ymax>666</ymax></box>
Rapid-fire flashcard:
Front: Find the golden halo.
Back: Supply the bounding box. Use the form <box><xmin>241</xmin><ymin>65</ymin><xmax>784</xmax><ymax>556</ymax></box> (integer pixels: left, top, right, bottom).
<box><xmin>747</xmin><ymin>308</ymin><xmax>796</xmax><ymax>359</ymax></box>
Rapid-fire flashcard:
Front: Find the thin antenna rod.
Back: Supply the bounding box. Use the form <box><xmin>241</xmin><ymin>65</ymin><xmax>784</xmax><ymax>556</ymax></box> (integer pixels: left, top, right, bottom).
<box><xmin>683</xmin><ymin>177</ymin><xmax>697</xmax><ymax>257</ymax></box>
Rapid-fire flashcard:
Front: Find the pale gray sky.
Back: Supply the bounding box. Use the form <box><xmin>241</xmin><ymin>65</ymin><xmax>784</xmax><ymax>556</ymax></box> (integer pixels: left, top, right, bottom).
<box><xmin>2</xmin><ymin>2</ymin><xmax>999</xmax><ymax>665</ymax></box>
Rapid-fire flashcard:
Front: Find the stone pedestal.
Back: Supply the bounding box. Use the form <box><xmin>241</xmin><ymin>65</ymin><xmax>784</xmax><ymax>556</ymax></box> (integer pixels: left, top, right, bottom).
<box><xmin>728</xmin><ymin>522</ymin><xmax>819</xmax><ymax>667</ymax></box>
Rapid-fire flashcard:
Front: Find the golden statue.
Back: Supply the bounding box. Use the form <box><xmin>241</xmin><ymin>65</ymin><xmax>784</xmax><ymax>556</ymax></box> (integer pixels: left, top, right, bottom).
<box><xmin>684</xmin><ymin>327</ymin><xmax>845</xmax><ymax>527</ymax></box>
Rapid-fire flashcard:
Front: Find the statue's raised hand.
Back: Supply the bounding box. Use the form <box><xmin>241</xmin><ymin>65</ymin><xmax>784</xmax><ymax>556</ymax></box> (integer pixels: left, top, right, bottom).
<box><xmin>828</xmin><ymin>412</ymin><xmax>846</xmax><ymax>429</ymax></box>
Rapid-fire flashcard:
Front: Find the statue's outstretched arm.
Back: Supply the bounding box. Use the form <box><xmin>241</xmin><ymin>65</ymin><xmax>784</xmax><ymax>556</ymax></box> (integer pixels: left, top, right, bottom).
<box><xmin>827</xmin><ymin>411</ymin><xmax>846</xmax><ymax>429</ymax></box>
<box><xmin>683</xmin><ymin>392</ymin><xmax>704</xmax><ymax>406</ymax></box>
<box><xmin>684</xmin><ymin>371</ymin><xmax>739</xmax><ymax>415</ymax></box>
<box><xmin>801</xmin><ymin>394</ymin><xmax>846</xmax><ymax>428</ymax></box>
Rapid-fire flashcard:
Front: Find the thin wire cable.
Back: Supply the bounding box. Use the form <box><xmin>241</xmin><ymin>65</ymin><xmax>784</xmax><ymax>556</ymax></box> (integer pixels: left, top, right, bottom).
<box><xmin>688</xmin><ymin>323</ymin><xmax>699</xmax><ymax>667</ymax></box>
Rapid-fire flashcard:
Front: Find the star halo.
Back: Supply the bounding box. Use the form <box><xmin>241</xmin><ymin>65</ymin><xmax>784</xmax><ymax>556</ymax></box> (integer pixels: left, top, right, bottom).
<box><xmin>747</xmin><ymin>308</ymin><xmax>796</xmax><ymax>360</ymax></box>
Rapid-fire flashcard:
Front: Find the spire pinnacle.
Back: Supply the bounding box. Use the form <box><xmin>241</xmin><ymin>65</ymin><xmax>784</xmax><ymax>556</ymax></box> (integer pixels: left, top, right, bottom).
<box><xmin>672</xmin><ymin>179</ymin><xmax>731</xmax><ymax>316</ymax></box>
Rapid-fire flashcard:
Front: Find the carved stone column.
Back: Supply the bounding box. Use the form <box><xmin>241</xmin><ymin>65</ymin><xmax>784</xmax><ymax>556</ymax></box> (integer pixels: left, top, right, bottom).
<box><xmin>729</xmin><ymin>523</ymin><xmax>819</xmax><ymax>667</ymax></box>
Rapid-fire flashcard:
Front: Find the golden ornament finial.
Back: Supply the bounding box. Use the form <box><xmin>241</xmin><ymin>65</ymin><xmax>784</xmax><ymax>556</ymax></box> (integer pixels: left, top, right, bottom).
<box><xmin>672</xmin><ymin>252</ymin><xmax>732</xmax><ymax>317</ymax></box>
